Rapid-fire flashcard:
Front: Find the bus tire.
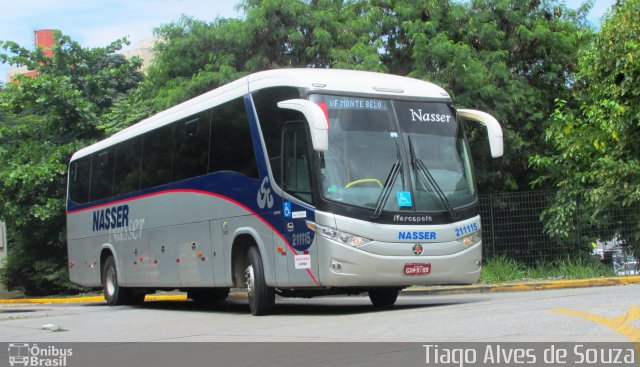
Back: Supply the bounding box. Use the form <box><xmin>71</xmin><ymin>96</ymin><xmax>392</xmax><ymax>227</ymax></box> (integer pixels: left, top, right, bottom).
<box><xmin>102</xmin><ymin>256</ymin><xmax>144</xmax><ymax>306</ymax></box>
<box><xmin>188</xmin><ymin>288</ymin><xmax>230</xmax><ymax>303</ymax></box>
<box><xmin>245</xmin><ymin>246</ymin><xmax>275</xmax><ymax>315</ymax></box>
<box><xmin>368</xmin><ymin>288</ymin><xmax>400</xmax><ymax>307</ymax></box>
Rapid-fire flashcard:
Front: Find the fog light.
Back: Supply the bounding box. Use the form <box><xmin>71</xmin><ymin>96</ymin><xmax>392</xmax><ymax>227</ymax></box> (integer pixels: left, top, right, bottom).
<box><xmin>331</xmin><ymin>260</ymin><xmax>343</xmax><ymax>272</ymax></box>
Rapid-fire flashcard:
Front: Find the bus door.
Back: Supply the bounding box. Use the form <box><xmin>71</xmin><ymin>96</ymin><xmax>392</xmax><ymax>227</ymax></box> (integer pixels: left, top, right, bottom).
<box><xmin>279</xmin><ymin>121</ymin><xmax>319</xmax><ymax>286</ymax></box>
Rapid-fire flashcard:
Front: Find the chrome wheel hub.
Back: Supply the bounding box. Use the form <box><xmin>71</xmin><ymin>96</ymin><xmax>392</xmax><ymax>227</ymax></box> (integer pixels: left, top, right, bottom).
<box><xmin>105</xmin><ymin>267</ymin><xmax>116</xmax><ymax>296</ymax></box>
<box><xmin>245</xmin><ymin>265</ymin><xmax>255</xmax><ymax>298</ymax></box>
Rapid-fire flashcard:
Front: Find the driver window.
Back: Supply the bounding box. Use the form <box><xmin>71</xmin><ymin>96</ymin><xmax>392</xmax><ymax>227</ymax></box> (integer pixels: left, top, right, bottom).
<box><xmin>283</xmin><ymin>122</ymin><xmax>313</xmax><ymax>204</ymax></box>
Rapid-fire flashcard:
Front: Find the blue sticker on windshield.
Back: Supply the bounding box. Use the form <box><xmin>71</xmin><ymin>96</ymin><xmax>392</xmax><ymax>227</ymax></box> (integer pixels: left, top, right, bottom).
<box><xmin>397</xmin><ymin>192</ymin><xmax>412</xmax><ymax>207</ymax></box>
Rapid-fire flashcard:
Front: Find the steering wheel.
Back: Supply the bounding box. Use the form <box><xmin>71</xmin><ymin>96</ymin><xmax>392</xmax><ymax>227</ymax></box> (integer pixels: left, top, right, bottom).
<box><xmin>345</xmin><ymin>178</ymin><xmax>384</xmax><ymax>188</ymax></box>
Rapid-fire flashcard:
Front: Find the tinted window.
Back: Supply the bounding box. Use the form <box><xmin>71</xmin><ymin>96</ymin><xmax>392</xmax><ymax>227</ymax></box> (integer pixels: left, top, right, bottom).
<box><xmin>140</xmin><ymin>123</ymin><xmax>174</xmax><ymax>189</ymax></box>
<box><xmin>283</xmin><ymin>123</ymin><xmax>313</xmax><ymax>203</ymax></box>
<box><xmin>69</xmin><ymin>156</ymin><xmax>91</xmax><ymax>204</ymax></box>
<box><xmin>209</xmin><ymin>98</ymin><xmax>258</xmax><ymax>178</ymax></box>
<box><xmin>252</xmin><ymin>87</ymin><xmax>300</xmax><ymax>186</ymax></box>
<box><xmin>90</xmin><ymin>149</ymin><xmax>114</xmax><ymax>201</ymax></box>
<box><xmin>113</xmin><ymin>136</ymin><xmax>141</xmax><ymax>195</ymax></box>
<box><xmin>173</xmin><ymin>112</ymin><xmax>211</xmax><ymax>181</ymax></box>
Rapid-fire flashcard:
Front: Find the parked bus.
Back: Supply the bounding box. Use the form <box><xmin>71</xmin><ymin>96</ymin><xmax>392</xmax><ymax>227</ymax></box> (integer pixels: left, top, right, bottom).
<box><xmin>66</xmin><ymin>69</ymin><xmax>503</xmax><ymax>315</ymax></box>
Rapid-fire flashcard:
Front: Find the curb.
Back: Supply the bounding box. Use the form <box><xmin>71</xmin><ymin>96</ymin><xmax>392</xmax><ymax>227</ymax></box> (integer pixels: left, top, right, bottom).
<box><xmin>0</xmin><ymin>294</ymin><xmax>188</xmax><ymax>304</ymax></box>
<box><xmin>404</xmin><ymin>275</ymin><xmax>640</xmax><ymax>296</ymax></box>
<box><xmin>2</xmin><ymin>275</ymin><xmax>639</xmax><ymax>304</ymax></box>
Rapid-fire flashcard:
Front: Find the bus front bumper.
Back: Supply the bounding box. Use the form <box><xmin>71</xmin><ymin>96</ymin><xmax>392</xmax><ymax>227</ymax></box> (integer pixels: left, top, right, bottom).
<box><xmin>316</xmin><ymin>238</ymin><xmax>482</xmax><ymax>287</ymax></box>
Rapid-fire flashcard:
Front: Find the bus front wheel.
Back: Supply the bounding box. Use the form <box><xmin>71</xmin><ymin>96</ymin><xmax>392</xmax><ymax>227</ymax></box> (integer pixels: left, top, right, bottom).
<box><xmin>102</xmin><ymin>256</ymin><xmax>144</xmax><ymax>306</ymax></box>
<box><xmin>368</xmin><ymin>288</ymin><xmax>400</xmax><ymax>307</ymax></box>
<box><xmin>245</xmin><ymin>246</ymin><xmax>275</xmax><ymax>315</ymax></box>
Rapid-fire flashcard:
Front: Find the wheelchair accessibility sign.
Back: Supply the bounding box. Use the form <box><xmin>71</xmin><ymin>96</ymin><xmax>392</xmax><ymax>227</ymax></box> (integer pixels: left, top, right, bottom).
<box><xmin>397</xmin><ymin>192</ymin><xmax>412</xmax><ymax>207</ymax></box>
<box><xmin>283</xmin><ymin>201</ymin><xmax>292</xmax><ymax>218</ymax></box>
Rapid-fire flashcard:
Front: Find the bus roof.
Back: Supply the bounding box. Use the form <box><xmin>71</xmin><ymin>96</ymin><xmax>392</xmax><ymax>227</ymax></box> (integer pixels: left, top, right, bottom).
<box><xmin>71</xmin><ymin>68</ymin><xmax>451</xmax><ymax>161</ymax></box>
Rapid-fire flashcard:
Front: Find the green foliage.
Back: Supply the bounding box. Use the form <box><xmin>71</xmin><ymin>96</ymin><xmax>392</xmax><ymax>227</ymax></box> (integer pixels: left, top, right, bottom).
<box><xmin>479</xmin><ymin>255</ymin><xmax>614</xmax><ymax>283</ymax></box>
<box><xmin>479</xmin><ymin>256</ymin><xmax>527</xmax><ymax>283</ymax></box>
<box><xmin>401</xmin><ymin>0</ymin><xmax>592</xmax><ymax>192</ymax></box>
<box><xmin>142</xmin><ymin>1</ymin><xmax>390</xmax><ymax>109</ymax></box>
<box><xmin>531</xmin><ymin>0</ymin><xmax>640</xmax><ymax>256</ymax></box>
<box><xmin>0</xmin><ymin>1</ymin><xmax>608</xmax><ymax>294</ymax></box>
<box><xmin>138</xmin><ymin>0</ymin><xmax>591</xmax><ymax>194</ymax></box>
<box><xmin>0</xmin><ymin>33</ymin><xmax>144</xmax><ymax>294</ymax></box>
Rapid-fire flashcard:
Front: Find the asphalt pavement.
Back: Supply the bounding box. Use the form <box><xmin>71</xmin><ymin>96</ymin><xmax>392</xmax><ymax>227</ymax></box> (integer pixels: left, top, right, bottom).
<box><xmin>1</xmin><ymin>275</ymin><xmax>639</xmax><ymax>304</ymax></box>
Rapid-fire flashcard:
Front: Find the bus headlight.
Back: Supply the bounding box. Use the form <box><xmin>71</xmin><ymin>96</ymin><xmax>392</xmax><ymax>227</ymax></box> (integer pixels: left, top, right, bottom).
<box><xmin>306</xmin><ymin>220</ymin><xmax>372</xmax><ymax>248</ymax></box>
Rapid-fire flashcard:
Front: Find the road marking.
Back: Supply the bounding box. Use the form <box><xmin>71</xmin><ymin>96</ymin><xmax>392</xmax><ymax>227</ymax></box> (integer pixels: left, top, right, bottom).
<box><xmin>553</xmin><ymin>306</ymin><xmax>640</xmax><ymax>342</ymax></box>
<box><xmin>0</xmin><ymin>294</ymin><xmax>187</xmax><ymax>304</ymax></box>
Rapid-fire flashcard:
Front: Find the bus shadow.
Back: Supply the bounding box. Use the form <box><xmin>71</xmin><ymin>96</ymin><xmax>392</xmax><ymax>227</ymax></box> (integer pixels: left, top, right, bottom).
<box><xmin>107</xmin><ymin>295</ymin><xmax>488</xmax><ymax>316</ymax></box>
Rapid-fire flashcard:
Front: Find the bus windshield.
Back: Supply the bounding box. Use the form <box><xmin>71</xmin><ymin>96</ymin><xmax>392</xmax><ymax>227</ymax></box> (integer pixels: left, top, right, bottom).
<box><xmin>311</xmin><ymin>94</ymin><xmax>476</xmax><ymax>215</ymax></box>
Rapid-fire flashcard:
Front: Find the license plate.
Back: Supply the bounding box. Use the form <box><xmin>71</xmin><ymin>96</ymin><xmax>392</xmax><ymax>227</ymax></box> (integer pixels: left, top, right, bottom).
<box><xmin>403</xmin><ymin>263</ymin><xmax>431</xmax><ymax>275</ymax></box>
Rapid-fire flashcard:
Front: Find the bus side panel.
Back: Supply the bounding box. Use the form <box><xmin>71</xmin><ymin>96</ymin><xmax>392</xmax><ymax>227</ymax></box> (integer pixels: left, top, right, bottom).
<box><xmin>282</xmin><ymin>204</ymin><xmax>320</xmax><ymax>288</ymax></box>
<box><xmin>176</xmin><ymin>221</ymin><xmax>215</xmax><ymax>286</ymax></box>
<box><xmin>147</xmin><ymin>226</ymin><xmax>180</xmax><ymax>287</ymax></box>
<box><xmin>273</xmin><ymin>232</ymin><xmax>289</xmax><ymax>287</ymax></box>
<box><xmin>210</xmin><ymin>219</ymin><xmax>228</xmax><ymax>286</ymax></box>
<box><xmin>68</xmin><ymin>238</ymin><xmax>102</xmax><ymax>287</ymax></box>
<box><xmin>120</xmin><ymin>234</ymin><xmax>150</xmax><ymax>286</ymax></box>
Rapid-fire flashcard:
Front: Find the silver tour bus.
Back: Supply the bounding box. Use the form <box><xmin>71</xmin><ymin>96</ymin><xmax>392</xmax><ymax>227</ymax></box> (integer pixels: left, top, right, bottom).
<box><xmin>66</xmin><ymin>69</ymin><xmax>503</xmax><ymax>315</ymax></box>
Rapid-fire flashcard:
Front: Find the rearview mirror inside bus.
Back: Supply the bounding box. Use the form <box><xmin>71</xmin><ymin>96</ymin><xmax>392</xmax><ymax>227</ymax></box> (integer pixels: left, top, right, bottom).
<box><xmin>457</xmin><ymin>109</ymin><xmax>504</xmax><ymax>158</ymax></box>
<box><xmin>277</xmin><ymin>99</ymin><xmax>329</xmax><ymax>152</ymax></box>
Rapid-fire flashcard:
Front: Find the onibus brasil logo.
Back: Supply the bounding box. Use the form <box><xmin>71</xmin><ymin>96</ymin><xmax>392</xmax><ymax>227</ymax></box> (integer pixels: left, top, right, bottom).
<box><xmin>8</xmin><ymin>343</ymin><xmax>72</xmax><ymax>367</ymax></box>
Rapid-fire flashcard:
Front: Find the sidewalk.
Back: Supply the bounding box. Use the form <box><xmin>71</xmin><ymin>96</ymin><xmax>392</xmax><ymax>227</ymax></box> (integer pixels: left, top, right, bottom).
<box><xmin>404</xmin><ymin>275</ymin><xmax>640</xmax><ymax>296</ymax></box>
<box><xmin>1</xmin><ymin>275</ymin><xmax>639</xmax><ymax>304</ymax></box>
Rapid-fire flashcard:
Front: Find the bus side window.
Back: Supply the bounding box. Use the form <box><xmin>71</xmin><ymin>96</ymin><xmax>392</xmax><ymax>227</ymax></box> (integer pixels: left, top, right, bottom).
<box><xmin>90</xmin><ymin>148</ymin><xmax>114</xmax><ymax>201</ymax></box>
<box><xmin>113</xmin><ymin>136</ymin><xmax>142</xmax><ymax>196</ymax></box>
<box><xmin>69</xmin><ymin>156</ymin><xmax>91</xmax><ymax>204</ymax></box>
<box><xmin>209</xmin><ymin>98</ymin><xmax>258</xmax><ymax>178</ymax></box>
<box><xmin>252</xmin><ymin>87</ymin><xmax>301</xmax><ymax>187</ymax></box>
<box><xmin>173</xmin><ymin>112</ymin><xmax>211</xmax><ymax>181</ymax></box>
<box><xmin>283</xmin><ymin>122</ymin><xmax>313</xmax><ymax>204</ymax></box>
<box><xmin>140</xmin><ymin>123</ymin><xmax>174</xmax><ymax>189</ymax></box>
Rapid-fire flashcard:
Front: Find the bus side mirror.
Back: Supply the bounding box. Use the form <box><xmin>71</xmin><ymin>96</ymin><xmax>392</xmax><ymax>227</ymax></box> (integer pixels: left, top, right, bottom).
<box><xmin>277</xmin><ymin>99</ymin><xmax>329</xmax><ymax>152</ymax></box>
<box><xmin>458</xmin><ymin>109</ymin><xmax>504</xmax><ymax>158</ymax></box>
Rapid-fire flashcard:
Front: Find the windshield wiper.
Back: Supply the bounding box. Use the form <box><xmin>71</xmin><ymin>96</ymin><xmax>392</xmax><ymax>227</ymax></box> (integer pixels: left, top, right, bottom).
<box><xmin>407</xmin><ymin>136</ymin><xmax>457</xmax><ymax>220</ymax></box>
<box><xmin>371</xmin><ymin>140</ymin><xmax>404</xmax><ymax>220</ymax></box>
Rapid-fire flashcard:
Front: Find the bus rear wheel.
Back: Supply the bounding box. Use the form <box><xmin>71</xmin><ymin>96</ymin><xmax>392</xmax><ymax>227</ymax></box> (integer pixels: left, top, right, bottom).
<box><xmin>368</xmin><ymin>288</ymin><xmax>400</xmax><ymax>307</ymax></box>
<box><xmin>245</xmin><ymin>246</ymin><xmax>275</xmax><ymax>315</ymax></box>
<box><xmin>102</xmin><ymin>256</ymin><xmax>144</xmax><ymax>306</ymax></box>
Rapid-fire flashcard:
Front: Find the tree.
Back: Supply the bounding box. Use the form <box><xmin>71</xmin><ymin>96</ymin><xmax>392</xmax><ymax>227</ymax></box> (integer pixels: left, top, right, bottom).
<box><xmin>394</xmin><ymin>0</ymin><xmax>592</xmax><ymax>192</ymax></box>
<box><xmin>530</xmin><ymin>0</ymin><xmax>640</xmax><ymax>255</ymax></box>
<box><xmin>138</xmin><ymin>0</ymin><xmax>388</xmax><ymax>110</ymax></box>
<box><xmin>139</xmin><ymin>0</ymin><xmax>590</xmax><ymax>193</ymax></box>
<box><xmin>0</xmin><ymin>1</ymin><xmax>597</xmax><ymax>293</ymax></box>
<box><xmin>0</xmin><ymin>32</ymin><xmax>144</xmax><ymax>294</ymax></box>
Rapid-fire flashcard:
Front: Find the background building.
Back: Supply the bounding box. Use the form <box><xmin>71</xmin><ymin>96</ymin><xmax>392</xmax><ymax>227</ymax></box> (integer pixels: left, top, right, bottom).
<box><xmin>5</xmin><ymin>29</ymin><xmax>155</xmax><ymax>82</ymax></box>
<box><xmin>5</xmin><ymin>29</ymin><xmax>56</xmax><ymax>82</ymax></box>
